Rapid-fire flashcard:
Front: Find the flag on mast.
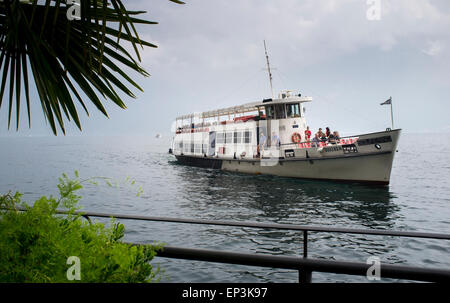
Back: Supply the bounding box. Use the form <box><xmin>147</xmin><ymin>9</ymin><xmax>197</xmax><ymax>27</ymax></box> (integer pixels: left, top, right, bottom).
<box><xmin>380</xmin><ymin>97</ymin><xmax>392</xmax><ymax>105</ymax></box>
<box><xmin>380</xmin><ymin>96</ymin><xmax>394</xmax><ymax>129</ymax></box>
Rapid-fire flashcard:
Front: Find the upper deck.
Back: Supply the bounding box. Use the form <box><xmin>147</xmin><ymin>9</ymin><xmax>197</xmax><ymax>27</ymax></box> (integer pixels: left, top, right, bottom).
<box><xmin>175</xmin><ymin>90</ymin><xmax>312</xmax><ymax>122</ymax></box>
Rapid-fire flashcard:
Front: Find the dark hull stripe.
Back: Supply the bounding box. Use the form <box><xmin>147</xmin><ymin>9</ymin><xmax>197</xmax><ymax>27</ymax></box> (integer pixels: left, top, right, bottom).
<box><xmin>176</xmin><ymin>150</ymin><xmax>392</xmax><ymax>165</ymax></box>
<box><xmin>175</xmin><ymin>155</ymin><xmax>223</xmax><ymax>169</ymax></box>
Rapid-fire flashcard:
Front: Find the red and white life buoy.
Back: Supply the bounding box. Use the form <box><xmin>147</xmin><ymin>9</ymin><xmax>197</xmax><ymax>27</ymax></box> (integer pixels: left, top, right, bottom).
<box><xmin>291</xmin><ymin>133</ymin><xmax>302</xmax><ymax>143</ymax></box>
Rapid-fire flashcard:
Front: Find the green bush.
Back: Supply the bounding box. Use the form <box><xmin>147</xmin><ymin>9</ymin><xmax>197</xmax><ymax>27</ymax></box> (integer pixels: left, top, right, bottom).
<box><xmin>0</xmin><ymin>173</ymin><xmax>162</xmax><ymax>283</ymax></box>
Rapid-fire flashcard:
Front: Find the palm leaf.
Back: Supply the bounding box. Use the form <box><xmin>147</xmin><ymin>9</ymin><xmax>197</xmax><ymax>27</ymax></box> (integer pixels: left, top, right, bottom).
<box><xmin>0</xmin><ymin>0</ymin><xmax>179</xmax><ymax>135</ymax></box>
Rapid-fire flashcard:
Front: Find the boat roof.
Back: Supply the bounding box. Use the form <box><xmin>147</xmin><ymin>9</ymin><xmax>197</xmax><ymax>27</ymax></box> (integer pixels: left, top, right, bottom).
<box><xmin>176</xmin><ymin>95</ymin><xmax>313</xmax><ymax>120</ymax></box>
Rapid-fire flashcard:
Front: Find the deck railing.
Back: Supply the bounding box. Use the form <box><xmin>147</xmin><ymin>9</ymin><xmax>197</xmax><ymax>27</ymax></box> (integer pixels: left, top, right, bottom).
<box><xmin>14</xmin><ymin>207</ymin><xmax>448</xmax><ymax>283</ymax></box>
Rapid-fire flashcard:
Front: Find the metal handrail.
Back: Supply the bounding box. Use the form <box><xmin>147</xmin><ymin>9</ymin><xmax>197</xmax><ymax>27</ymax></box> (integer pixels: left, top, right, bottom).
<box><xmin>278</xmin><ymin>129</ymin><xmax>401</xmax><ymax>149</ymax></box>
<box><xmin>6</xmin><ymin>206</ymin><xmax>450</xmax><ymax>282</ymax></box>
<box><xmin>155</xmin><ymin>245</ymin><xmax>450</xmax><ymax>283</ymax></box>
<box><xmin>57</xmin><ymin>209</ymin><xmax>449</xmax><ymax>240</ymax></box>
<box><xmin>279</xmin><ymin>138</ymin><xmax>355</xmax><ymax>148</ymax></box>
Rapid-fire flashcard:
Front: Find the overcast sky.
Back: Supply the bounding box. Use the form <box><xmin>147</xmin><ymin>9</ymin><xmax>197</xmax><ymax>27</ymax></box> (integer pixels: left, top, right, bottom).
<box><xmin>1</xmin><ymin>0</ymin><xmax>450</xmax><ymax>137</ymax></box>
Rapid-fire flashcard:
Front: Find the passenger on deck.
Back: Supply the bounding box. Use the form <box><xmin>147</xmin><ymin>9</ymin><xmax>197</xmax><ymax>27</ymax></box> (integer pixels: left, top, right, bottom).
<box><xmin>328</xmin><ymin>131</ymin><xmax>341</xmax><ymax>144</ymax></box>
<box><xmin>328</xmin><ymin>131</ymin><xmax>336</xmax><ymax>144</ymax></box>
<box><xmin>271</xmin><ymin>132</ymin><xmax>281</xmax><ymax>148</ymax></box>
<box><xmin>334</xmin><ymin>131</ymin><xmax>340</xmax><ymax>142</ymax></box>
<box><xmin>259</xmin><ymin>132</ymin><xmax>267</xmax><ymax>149</ymax></box>
<box><xmin>317</xmin><ymin>128</ymin><xmax>327</xmax><ymax>142</ymax></box>
<box><xmin>326</xmin><ymin>127</ymin><xmax>331</xmax><ymax>138</ymax></box>
<box><xmin>312</xmin><ymin>133</ymin><xmax>321</xmax><ymax>147</ymax></box>
<box><xmin>304</xmin><ymin>126</ymin><xmax>312</xmax><ymax>142</ymax></box>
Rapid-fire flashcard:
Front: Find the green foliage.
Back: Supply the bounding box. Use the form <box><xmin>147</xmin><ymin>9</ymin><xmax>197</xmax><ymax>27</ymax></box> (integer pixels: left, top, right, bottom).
<box><xmin>0</xmin><ymin>173</ymin><xmax>163</xmax><ymax>283</ymax></box>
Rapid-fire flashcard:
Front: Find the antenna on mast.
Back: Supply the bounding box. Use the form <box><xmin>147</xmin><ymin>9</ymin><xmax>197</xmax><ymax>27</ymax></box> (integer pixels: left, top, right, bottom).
<box><xmin>263</xmin><ymin>40</ymin><xmax>274</xmax><ymax>99</ymax></box>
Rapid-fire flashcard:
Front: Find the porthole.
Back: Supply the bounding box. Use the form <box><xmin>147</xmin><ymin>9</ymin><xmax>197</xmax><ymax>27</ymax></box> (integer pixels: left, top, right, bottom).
<box><xmin>375</xmin><ymin>144</ymin><xmax>381</xmax><ymax>150</ymax></box>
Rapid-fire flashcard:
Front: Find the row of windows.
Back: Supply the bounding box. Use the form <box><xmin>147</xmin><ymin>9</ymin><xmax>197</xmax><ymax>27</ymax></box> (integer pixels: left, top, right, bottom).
<box><xmin>174</xmin><ymin>131</ymin><xmax>253</xmax><ymax>152</ymax></box>
<box><xmin>216</xmin><ymin>131</ymin><xmax>252</xmax><ymax>144</ymax></box>
<box><xmin>179</xmin><ymin>143</ymin><xmax>208</xmax><ymax>153</ymax></box>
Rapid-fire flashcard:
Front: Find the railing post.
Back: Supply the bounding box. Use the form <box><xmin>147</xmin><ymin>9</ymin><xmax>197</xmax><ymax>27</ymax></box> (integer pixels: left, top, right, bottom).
<box><xmin>303</xmin><ymin>230</ymin><xmax>308</xmax><ymax>258</ymax></box>
<box><xmin>299</xmin><ymin>230</ymin><xmax>312</xmax><ymax>283</ymax></box>
<box><xmin>299</xmin><ymin>269</ymin><xmax>312</xmax><ymax>283</ymax></box>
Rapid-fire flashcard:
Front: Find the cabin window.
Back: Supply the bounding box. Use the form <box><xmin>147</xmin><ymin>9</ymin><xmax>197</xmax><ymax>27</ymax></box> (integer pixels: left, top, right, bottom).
<box><xmin>286</xmin><ymin>103</ymin><xmax>300</xmax><ymax>118</ymax></box>
<box><xmin>217</xmin><ymin>133</ymin><xmax>224</xmax><ymax>144</ymax></box>
<box><xmin>234</xmin><ymin>131</ymin><xmax>243</xmax><ymax>143</ymax></box>
<box><xmin>177</xmin><ymin>142</ymin><xmax>183</xmax><ymax>150</ymax></box>
<box><xmin>202</xmin><ymin>144</ymin><xmax>208</xmax><ymax>154</ymax></box>
<box><xmin>194</xmin><ymin>144</ymin><xmax>201</xmax><ymax>153</ymax></box>
<box><xmin>225</xmin><ymin>132</ymin><xmax>233</xmax><ymax>144</ymax></box>
<box><xmin>183</xmin><ymin>143</ymin><xmax>190</xmax><ymax>153</ymax></box>
<box><xmin>265</xmin><ymin>105</ymin><xmax>275</xmax><ymax>119</ymax></box>
<box><xmin>244</xmin><ymin>131</ymin><xmax>252</xmax><ymax>143</ymax></box>
<box><xmin>190</xmin><ymin>143</ymin><xmax>194</xmax><ymax>153</ymax></box>
<box><xmin>275</xmin><ymin>104</ymin><xmax>286</xmax><ymax>119</ymax></box>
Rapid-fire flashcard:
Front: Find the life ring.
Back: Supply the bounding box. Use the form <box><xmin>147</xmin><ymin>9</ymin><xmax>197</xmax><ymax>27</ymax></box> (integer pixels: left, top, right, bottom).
<box><xmin>291</xmin><ymin>132</ymin><xmax>302</xmax><ymax>143</ymax></box>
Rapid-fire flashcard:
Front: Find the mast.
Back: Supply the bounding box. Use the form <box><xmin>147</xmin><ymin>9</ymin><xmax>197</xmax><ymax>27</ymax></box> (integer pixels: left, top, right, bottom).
<box><xmin>263</xmin><ymin>40</ymin><xmax>274</xmax><ymax>99</ymax></box>
<box><xmin>390</xmin><ymin>96</ymin><xmax>394</xmax><ymax>129</ymax></box>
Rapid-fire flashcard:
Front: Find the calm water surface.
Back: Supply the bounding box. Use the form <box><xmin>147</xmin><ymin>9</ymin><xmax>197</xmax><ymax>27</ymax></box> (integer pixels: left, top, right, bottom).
<box><xmin>1</xmin><ymin>133</ymin><xmax>449</xmax><ymax>282</ymax></box>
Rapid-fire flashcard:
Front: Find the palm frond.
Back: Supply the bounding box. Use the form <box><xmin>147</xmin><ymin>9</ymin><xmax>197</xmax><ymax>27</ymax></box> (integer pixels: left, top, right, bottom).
<box><xmin>0</xmin><ymin>0</ymin><xmax>164</xmax><ymax>135</ymax></box>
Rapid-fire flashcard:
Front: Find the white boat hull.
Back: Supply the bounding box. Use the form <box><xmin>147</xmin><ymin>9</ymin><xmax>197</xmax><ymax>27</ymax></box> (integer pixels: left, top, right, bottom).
<box><xmin>175</xmin><ymin>129</ymin><xmax>401</xmax><ymax>185</ymax></box>
<box><xmin>221</xmin><ymin>150</ymin><xmax>394</xmax><ymax>184</ymax></box>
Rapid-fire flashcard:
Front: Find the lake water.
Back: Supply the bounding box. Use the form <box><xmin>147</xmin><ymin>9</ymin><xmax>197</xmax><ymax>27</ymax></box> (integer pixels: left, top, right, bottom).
<box><xmin>1</xmin><ymin>133</ymin><xmax>449</xmax><ymax>282</ymax></box>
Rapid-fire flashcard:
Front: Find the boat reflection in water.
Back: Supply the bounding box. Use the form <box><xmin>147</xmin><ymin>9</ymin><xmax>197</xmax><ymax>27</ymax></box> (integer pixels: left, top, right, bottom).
<box><xmin>171</xmin><ymin>162</ymin><xmax>400</xmax><ymax>259</ymax></box>
<box><xmin>172</xmin><ymin>163</ymin><xmax>398</xmax><ymax>226</ymax></box>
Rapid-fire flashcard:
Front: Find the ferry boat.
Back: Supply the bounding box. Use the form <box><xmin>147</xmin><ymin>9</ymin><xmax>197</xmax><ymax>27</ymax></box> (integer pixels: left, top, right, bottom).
<box><xmin>169</xmin><ymin>90</ymin><xmax>401</xmax><ymax>185</ymax></box>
